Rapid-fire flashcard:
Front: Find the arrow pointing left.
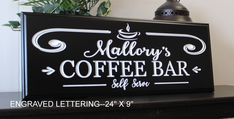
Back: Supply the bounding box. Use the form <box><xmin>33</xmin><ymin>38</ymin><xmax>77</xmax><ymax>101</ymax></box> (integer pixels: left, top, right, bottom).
<box><xmin>42</xmin><ymin>66</ymin><xmax>55</xmax><ymax>75</ymax></box>
<box><xmin>192</xmin><ymin>66</ymin><xmax>202</xmax><ymax>74</ymax></box>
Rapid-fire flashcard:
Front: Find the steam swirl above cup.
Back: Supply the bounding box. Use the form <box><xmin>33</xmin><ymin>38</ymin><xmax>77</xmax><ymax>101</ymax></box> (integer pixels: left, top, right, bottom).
<box><xmin>117</xmin><ymin>24</ymin><xmax>141</xmax><ymax>41</ymax></box>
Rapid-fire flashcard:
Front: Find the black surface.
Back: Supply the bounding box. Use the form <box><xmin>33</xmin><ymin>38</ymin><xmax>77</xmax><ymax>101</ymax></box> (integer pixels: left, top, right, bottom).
<box><xmin>1</xmin><ymin>85</ymin><xmax>234</xmax><ymax>118</ymax></box>
<box><xmin>22</xmin><ymin>13</ymin><xmax>214</xmax><ymax>100</ymax></box>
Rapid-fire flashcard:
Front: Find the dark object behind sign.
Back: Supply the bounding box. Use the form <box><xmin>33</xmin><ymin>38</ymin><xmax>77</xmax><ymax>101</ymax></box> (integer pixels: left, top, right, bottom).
<box><xmin>154</xmin><ymin>0</ymin><xmax>192</xmax><ymax>22</ymax></box>
<box><xmin>21</xmin><ymin>12</ymin><xmax>214</xmax><ymax>100</ymax></box>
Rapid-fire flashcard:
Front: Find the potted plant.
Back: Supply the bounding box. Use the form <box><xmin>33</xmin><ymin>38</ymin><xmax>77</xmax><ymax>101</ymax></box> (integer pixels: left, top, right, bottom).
<box><xmin>4</xmin><ymin>0</ymin><xmax>111</xmax><ymax>31</ymax></box>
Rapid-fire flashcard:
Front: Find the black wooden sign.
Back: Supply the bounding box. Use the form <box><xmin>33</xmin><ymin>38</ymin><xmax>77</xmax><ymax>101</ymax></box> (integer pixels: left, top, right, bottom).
<box><xmin>22</xmin><ymin>13</ymin><xmax>214</xmax><ymax>100</ymax></box>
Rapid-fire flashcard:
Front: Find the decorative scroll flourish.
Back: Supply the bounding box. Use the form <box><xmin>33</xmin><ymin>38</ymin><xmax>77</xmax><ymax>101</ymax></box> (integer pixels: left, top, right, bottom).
<box><xmin>32</xmin><ymin>28</ymin><xmax>111</xmax><ymax>53</ymax></box>
<box><xmin>145</xmin><ymin>32</ymin><xmax>207</xmax><ymax>55</ymax></box>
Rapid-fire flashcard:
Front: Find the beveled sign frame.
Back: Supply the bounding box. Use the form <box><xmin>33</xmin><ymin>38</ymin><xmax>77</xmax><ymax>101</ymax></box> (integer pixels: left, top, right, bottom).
<box><xmin>21</xmin><ymin>12</ymin><xmax>214</xmax><ymax>100</ymax></box>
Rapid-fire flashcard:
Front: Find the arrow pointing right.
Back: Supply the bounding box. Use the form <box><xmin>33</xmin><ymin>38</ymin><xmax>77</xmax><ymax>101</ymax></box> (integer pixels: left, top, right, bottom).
<box><xmin>42</xmin><ymin>66</ymin><xmax>55</xmax><ymax>76</ymax></box>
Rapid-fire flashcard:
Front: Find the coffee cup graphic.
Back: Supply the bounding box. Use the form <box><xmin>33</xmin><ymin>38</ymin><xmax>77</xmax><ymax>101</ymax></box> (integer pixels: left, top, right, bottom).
<box><xmin>117</xmin><ymin>24</ymin><xmax>141</xmax><ymax>40</ymax></box>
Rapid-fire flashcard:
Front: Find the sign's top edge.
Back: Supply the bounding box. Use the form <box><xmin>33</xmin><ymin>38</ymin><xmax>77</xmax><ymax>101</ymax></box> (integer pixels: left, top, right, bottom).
<box><xmin>21</xmin><ymin>12</ymin><xmax>209</xmax><ymax>26</ymax></box>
